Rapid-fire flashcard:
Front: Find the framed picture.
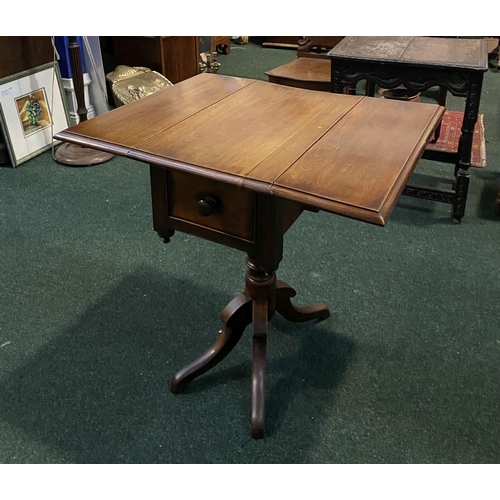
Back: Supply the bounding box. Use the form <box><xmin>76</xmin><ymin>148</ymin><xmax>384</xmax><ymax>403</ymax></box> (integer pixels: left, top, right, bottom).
<box><xmin>0</xmin><ymin>62</ymin><xmax>69</xmax><ymax>167</ymax></box>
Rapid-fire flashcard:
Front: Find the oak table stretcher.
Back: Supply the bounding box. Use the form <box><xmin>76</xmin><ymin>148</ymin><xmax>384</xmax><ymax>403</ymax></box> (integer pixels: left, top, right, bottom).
<box><xmin>55</xmin><ymin>73</ymin><xmax>444</xmax><ymax>439</ymax></box>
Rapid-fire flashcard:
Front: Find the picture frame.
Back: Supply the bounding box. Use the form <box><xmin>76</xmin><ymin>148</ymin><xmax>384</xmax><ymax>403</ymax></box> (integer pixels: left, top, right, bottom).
<box><xmin>0</xmin><ymin>62</ymin><xmax>69</xmax><ymax>167</ymax></box>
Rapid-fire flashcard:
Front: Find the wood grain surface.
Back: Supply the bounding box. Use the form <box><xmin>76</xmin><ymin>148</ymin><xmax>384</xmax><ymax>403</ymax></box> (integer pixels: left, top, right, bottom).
<box><xmin>55</xmin><ymin>73</ymin><xmax>444</xmax><ymax>226</ymax></box>
<box><xmin>58</xmin><ymin>74</ymin><xmax>254</xmax><ymax>149</ymax></box>
<box><xmin>400</xmin><ymin>37</ymin><xmax>488</xmax><ymax>69</ymax></box>
<box><xmin>329</xmin><ymin>36</ymin><xmax>488</xmax><ymax>70</ymax></box>
<box><xmin>265</xmin><ymin>58</ymin><xmax>332</xmax><ymax>91</ymax></box>
<box><xmin>136</xmin><ymin>81</ymin><xmax>361</xmax><ymax>179</ymax></box>
<box><xmin>274</xmin><ymin>97</ymin><xmax>442</xmax><ymax>213</ymax></box>
<box><xmin>169</xmin><ymin>170</ymin><xmax>255</xmax><ymax>241</ymax></box>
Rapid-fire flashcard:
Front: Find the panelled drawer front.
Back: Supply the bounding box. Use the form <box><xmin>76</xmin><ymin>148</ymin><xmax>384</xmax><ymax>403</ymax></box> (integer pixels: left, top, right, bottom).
<box><xmin>168</xmin><ymin>170</ymin><xmax>255</xmax><ymax>241</ymax></box>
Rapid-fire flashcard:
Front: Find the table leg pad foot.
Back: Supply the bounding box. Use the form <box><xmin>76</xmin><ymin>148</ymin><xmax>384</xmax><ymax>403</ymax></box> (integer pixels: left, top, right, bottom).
<box><xmin>275</xmin><ymin>280</ymin><xmax>330</xmax><ymax>323</ymax></box>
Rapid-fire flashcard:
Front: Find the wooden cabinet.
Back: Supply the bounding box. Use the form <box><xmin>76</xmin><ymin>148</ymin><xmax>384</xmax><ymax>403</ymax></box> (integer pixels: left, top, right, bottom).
<box><xmin>110</xmin><ymin>36</ymin><xmax>200</xmax><ymax>84</ymax></box>
<box><xmin>109</xmin><ymin>36</ymin><xmax>232</xmax><ymax>85</ymax></box>
<box><xmin>0</xmin><ymin>36</ymin><xmax>54</xmax><ymax>80</ymax></box>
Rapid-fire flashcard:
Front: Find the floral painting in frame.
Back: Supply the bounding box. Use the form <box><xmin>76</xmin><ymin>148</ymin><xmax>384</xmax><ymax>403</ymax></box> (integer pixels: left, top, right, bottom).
<box><xmin>0</xmin><ymin>62</ymin><xmax>69</xmax><ymax>167</ymax></box>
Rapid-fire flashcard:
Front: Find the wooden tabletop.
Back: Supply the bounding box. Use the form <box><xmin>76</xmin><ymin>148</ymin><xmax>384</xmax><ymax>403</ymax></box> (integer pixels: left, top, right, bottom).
<box><xmin>265</xmin><ymin>58</ymin><xmax>331</xmax><ymax>83</ymax></box>
<box><xmin>328</xmin><ymin>36</ymin><xmax>489</xmax><ymax>71</ymax></box>
<box><xmin>55</xmin><ymin>73</ymin><xmax>444</xmax><ymax>226</ymax></box>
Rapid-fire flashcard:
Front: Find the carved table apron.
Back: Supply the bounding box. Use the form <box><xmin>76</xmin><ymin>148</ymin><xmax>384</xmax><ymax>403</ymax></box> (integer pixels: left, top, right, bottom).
<box><xmin>55</xmin><ymin>73</ymin><xmax>444</xmax><ymax>439</ymax></box>
<box><xmin>328</xmin><ymin>36</ymin><xmax>488</xmax><ymax>223</ymax></box>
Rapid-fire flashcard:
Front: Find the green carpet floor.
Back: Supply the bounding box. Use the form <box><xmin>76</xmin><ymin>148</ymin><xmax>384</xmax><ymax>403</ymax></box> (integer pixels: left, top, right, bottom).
<box><xmin>0</xmin><ymin>40</ymin><xmax>499</xmax><ymax>464</ymax></box>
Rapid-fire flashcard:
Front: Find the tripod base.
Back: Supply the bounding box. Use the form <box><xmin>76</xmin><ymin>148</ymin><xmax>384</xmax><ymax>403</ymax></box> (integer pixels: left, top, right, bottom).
<box><xmin>55</xmin><ymin>142</ymin><xmax>114</xmax><ymax>167</ymax></box>
<box><xmin>167</xmin><ymin>258</ymin><xmax>330</xmax><ymax>439</ymax></box>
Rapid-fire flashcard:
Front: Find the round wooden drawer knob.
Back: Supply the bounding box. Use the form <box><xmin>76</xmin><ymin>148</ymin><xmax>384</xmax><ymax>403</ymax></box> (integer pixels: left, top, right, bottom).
<box><xmin>197</xmin><ymin>195</ymin><xmax>219</xmax><ymax>216</ymax></box>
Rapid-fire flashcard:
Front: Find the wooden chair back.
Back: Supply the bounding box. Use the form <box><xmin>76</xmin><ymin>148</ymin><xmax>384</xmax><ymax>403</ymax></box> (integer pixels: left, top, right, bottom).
<box><xmin>297</xmin><ymin>37</ymin><xmax>345</xmax><ymax>59</ymax></box>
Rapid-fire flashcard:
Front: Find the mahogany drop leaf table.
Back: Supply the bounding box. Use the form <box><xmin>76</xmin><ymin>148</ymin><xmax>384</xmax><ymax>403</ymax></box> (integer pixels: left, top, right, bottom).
<box><xmin>55</xmin><ymin>73</ymin><xmax>444</xmax><ymax>439</ymax></box>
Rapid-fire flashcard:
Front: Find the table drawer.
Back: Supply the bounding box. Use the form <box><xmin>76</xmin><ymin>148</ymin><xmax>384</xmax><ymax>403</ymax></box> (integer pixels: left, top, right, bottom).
<box><xmin>168</xmin><ymin>170</ymin><xmax>255</xmax><ymax>241</ymax></box>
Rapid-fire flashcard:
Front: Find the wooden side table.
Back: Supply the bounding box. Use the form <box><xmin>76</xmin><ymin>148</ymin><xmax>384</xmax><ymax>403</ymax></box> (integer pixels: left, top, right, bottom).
<box><xmin>265</xmin><ymin>37</ymin><xmax>345</xmax><ymax>93</ymax></box>
<box><xmin>266</xmin><ymin>58</ymin><xmax>332</xmax><ymax>92</ymax></box>
<box><xmin>328</xmin><ymin>36</ymin><xmax>488</xmax><ymax>223</ymax></box>
<box><xmin>111</xmin><ymin>36</ymin><xmax>200</xmax><ymax>84</ymax></box>
<box><xmin>55</xmin><ymin>74</ymin><xmax>444</xmax><ymax>438</ymax></box>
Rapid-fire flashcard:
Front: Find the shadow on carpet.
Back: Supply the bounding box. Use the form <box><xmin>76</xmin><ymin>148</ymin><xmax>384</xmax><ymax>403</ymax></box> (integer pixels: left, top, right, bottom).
<box><xmin>0</xmin><ymin>269</ymin><xmax>354</xmax><ymax>463</ymax></box>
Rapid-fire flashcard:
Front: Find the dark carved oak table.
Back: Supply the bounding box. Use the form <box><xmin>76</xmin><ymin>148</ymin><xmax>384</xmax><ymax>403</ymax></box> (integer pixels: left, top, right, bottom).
<box><xmin>55</xmin><ymin>73</ymin><xmax>444</xmax><ymax>438</ymax></box>
<box><xmin>328</xmin><ymin>36</ymin><xmax>488</xmax><ymax>223</ymax></box>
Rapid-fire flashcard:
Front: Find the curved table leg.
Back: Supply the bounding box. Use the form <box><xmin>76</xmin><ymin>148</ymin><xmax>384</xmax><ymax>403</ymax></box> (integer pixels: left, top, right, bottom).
<box><xmin>251</xmin><ymin>299</ymin><xmax>268</xmax><ymax>439</ymax></box>
<box><xmin>167</xmin><ymin>293</ymin><xmax>252</xmax><ymax>394</ymax></box>
<box><xmin>167</xmin><ymin>271</ymin><xmax>330</xmax><ymax>439</ymax></box>
<box><xmin>275</xmin><ymin>280</ymin><xmax>330</xmax><ymax>323</ymax></box>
